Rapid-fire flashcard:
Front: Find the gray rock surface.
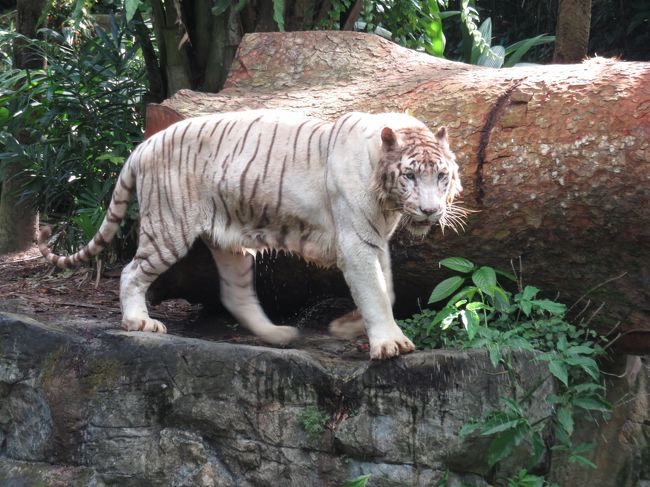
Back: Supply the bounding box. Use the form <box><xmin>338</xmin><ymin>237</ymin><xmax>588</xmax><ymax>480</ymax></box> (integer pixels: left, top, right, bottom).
<box><xmin>0</xmin><ymin>312</ymin><xmax>646</xmax><ymax>486</ymax></box>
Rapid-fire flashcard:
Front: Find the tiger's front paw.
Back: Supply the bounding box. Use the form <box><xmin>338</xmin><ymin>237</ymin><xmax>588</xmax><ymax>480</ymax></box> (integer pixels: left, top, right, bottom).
<box><xmin>369</xmin><ymin>331</ymin><xmax>415</xmax><ymax>360</ymax></box>
<box><xmin>259</xmin><ymin>325</ymin><xmax>299</xmax><ymax>346</ymax></box>
<box><xmin>122</xmin><ymin>317</ymin><xmax>167</xmax><ymax>333</ymax></box>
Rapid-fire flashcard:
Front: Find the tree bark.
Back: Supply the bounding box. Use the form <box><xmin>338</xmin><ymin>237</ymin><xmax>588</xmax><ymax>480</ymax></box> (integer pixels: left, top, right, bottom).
<box><xmin>146</xmin><ymin>31</ymin><xmax>650</xmax><ymax>354</ymax></box>
<box><xmin>0</xmin><ymin>0</ymin><xmax>45</xmax><ymax>254</ymax></box>
<box><xmin>553</xmin><ymin>0</ymin><xmax>592</xmax><ymax>63</ymax></box>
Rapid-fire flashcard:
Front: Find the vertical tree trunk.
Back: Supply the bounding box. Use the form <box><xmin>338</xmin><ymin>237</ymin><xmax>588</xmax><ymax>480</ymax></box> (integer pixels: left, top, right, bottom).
<box><xmin>553</xmin><ymin>0</ymin><xmax>592</xmax><ymax>63</ymax></box>
<box><xmin>0</xmin><ymin>0</ymin><xmax>45</xmax><ymax>254</ymax></box>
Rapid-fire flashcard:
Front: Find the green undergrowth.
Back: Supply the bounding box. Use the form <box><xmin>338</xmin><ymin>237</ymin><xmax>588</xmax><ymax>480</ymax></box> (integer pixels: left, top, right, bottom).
<box><xmin>398</xmin><ymin>257</ymin><xmax>611</xmax><ymax>486</ymax></box>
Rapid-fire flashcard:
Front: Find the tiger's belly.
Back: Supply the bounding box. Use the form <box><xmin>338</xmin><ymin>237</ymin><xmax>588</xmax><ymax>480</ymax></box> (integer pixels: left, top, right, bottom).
<box><xmin>239</xmin><ymin>221</ymin><xmax>337</xmax><ymax>266</ymax></box>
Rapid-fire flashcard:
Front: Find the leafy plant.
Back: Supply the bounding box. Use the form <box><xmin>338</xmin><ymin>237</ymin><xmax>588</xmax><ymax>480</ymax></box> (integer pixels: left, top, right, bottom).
<box><xmin>300</xmin><ymin>405</ymin><xmax>329</xmax><ymax>440</ymax></box>
<box><xmin>359</xmin><ymin>0</ymin><xmax>448</xmax><ymax>57</ymax></box>
<box><xmin>343</xmin><ymin>474</ymin><xmax>371</xmax><ymax>487</ymax></box>
<box><xmin>0</xmin><ymin>15</ymin><xmax>146</xmax><ymax>257</ymax></box>
<box><xmin>399</xmin><ymin>257</ymin><xmax>610</xmax><ymax>482</ymax></box>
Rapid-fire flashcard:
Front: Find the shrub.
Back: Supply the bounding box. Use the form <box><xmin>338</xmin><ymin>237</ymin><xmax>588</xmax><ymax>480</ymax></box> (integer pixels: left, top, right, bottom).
<box><xmin>0</xmin><ymin>15</ymin><xmax>146</xmax><ymax>258</ymax></box>
<box><xmin>399</xmin><ymin>257</ymin><xmax>610</xmax><ymax>484</ymax></box>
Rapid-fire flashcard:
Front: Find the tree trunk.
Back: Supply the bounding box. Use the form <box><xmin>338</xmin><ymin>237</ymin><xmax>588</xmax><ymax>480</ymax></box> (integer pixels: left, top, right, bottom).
<box><xmin>0</xmin><ymin>0</ymin><xmax>45</xmax><ymax>254</ymax></box>
<box><xmin>146</xmin><ymin>31</ymin><xmax>650</xmax><ymax>354</ymax></box>
<box><xmin>553</xmin><ymin>0</ymin><xmax>592</xmax><ymax>63</ymax></box>
<box><xmin>144</xmin><ymin>0</ymin><xmax>361</xmax><ymax>100</ymax></box>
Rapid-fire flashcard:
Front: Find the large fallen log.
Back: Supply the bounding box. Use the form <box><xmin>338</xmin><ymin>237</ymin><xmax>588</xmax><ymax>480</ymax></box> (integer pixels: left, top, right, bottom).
<box><xmin>146</xmin><ymin>31</ymin><xmax>650</xmax><ymax>354</ymax></box>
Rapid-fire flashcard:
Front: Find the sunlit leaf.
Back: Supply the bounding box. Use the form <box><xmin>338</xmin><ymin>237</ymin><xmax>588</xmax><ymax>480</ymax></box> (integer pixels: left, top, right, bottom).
<box><xmin>429</xmin><ymin>276</ymin><xmax>465</xmax><ymax>303</ymax></box>
<box><xmin>439</xmin><ymin>257</ymin><xmax>475</xmax><ymax>273</ymax></box>
<box><xmin>472</xmin><ymin>266</ymin><xmax>497</xmax><ymax>296</ymax></box>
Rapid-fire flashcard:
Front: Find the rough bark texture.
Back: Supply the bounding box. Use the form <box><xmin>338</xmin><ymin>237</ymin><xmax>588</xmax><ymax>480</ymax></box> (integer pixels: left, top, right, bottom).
<box><xmin>1</xmin><ymin>312</ymin><xmax>647</xmax><ymax>486</ymax></box>
<box><xmin>146</xmin><ymin>31</ymin><xmax>650</xmax><ymax>354</ymax></box>
<box><xmin>553</xmin><ymin>0</ymin><xmax>592</xmax><ymax>63</ymax></box>
<box><xmin>0</xmin><ymin>0</ymin><xmax>44</xmax><ymax>254</ymax></box>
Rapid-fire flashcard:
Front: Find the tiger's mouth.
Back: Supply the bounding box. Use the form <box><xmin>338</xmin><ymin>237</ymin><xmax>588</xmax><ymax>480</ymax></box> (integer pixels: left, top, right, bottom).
<box><xmin>404</xmin><ymin>216</ymin><xmax>435</xmax><ymax>236</ymax></box>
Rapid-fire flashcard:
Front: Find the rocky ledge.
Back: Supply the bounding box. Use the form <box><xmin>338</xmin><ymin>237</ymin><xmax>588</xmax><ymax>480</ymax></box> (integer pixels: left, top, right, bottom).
<box><xmin>0</xmin><ymin>312</ymin><xmax>646</xmax><ymax>486</ymax></box>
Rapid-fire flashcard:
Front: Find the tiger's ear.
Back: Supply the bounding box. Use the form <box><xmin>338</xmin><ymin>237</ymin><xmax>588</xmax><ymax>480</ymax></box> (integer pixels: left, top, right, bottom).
<box><xmin>435</xmin><ymin>126</ymin><xmax>448</xmax><ymax>143</ymax></box>
<box><xmin>381</xmin><ymin>127</ymin><xmax>397</xmax><ymax>148</ymax></box>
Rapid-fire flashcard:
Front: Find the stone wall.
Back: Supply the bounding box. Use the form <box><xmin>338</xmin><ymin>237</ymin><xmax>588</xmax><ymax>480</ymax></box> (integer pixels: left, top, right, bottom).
<box><xmin>0</xmin><ymin>312</ymin><xmax>646</xmax><ymax>486</ymax></box>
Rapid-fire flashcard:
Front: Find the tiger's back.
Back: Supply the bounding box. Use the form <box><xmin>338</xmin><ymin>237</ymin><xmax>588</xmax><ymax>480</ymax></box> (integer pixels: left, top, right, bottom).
<box><xmin>135</xmin><ymin>110</ymin><xmax>337</xmax><ymax>265</ymax></box>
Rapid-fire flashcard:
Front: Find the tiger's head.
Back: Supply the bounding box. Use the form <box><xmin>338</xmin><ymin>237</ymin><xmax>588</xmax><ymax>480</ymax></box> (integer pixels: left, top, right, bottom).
<box><xmin>378</xmin><ymin>124</ymin><xmax>466</xmax><ymax>236</ymax></box>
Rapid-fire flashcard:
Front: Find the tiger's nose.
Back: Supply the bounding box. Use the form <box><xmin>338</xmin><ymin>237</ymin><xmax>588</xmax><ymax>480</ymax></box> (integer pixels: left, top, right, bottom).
<box><xmin>419</xmin><ymin>207</ymin><xmax>436</xmax><ymax>216</ymax></box>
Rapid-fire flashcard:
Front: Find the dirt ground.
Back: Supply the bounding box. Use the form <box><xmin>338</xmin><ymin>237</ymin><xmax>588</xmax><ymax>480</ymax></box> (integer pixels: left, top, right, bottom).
<box><xmin>0</xmin><ymin>245</ymin><xmax>199</xmax><ymax>328</ymax></box>
<box><xmin>0</xmin><ymin>245</ymin><xmax>369</xmax><ymax>357</ymax></box>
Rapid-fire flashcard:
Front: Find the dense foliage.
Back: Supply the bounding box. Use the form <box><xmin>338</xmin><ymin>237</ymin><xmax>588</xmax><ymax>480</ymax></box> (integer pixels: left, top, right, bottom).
<box><xmin>399</xmin><ymin>257</ymin><xmax>610</xmax><ymax>485</ymax></box>
<box><xmin>0</xmin><ymin>15</ymin><xmax>146</xmax><ymax>256</ymax></box>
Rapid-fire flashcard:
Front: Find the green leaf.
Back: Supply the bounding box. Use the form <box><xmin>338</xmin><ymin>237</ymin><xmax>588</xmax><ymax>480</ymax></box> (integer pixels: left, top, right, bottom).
<box><xmin>556</xmin><ymin>405</ymin><xmax>573</xmax><ymax>435</ymax></box>
<box><xmin>522</xmin><ymin>285</ymin><xmax>539</xmax><ymax>301</ymax></box>
<box><xmin>520</xmin><ymin>299</ymin><xmax>532</xmax><ymax>317</ymax></box>
<box><xmin>429</xmin><ymin>306</ymin><xmax>458</xmax><ymax>329</ymax></box>
<box><xmin>505</xmin><ymin>337</ymin><xmax>534</xmax><ymax>352</ymax></box>
<box><xmin>493</xmin><ymin>286</ymin><xmax>511</xmax><ymax>311</ymax></box>
<box><xmin>461</xmin><ymin>309</ymin><xmax>480</xmax><ymax>339</ymax></box>
<box><xmin>477</xmin><ymin>45</ymin><xmax>505</xmax><ymax>68</ymax></box>
<box><xmin>343</xmin><ymin>474</ymin><xmax>371</xmax><ymax>487</ymax></box>
<box><xmin>487</xmin><ymin>424</ymin><xmax>529</xmax><ymax>467</ymax></box>
<box><xmin>569</xmin><ymin>454</ymin><xmax>597</xmax><ymax>469</ymax></box>
<box><xmin>572</xmin><ymin>396</ymin><xmax>611</xmax><ymax>412</ymax></box>
<box><xmin>531</xmin><ymin>299</ymin><xmax>566</xmax><ymax>316</ymax></box>
<box><xmin>566</xmin><ymin>345</ymin><xmax>598</xmax><ymax>355</ymax></box>
<box><xmin>529</xmin><ymin>431</ymin><xmax>545</xmax><ymax>467</ymax></box>
<box><xmin>548</xmin><ymin>360</ymin><xmax>568</xmax><ymax>386</ymax></box>
<box><xmin>495</xmin><ymin>269</ymin><xmax>518</xmax><ymax>282</ymax></box>
<box><xmin>481</xmin><ymin>419</ymin><xmax>524</xmax><ymax>436</ymax></box>
<box><xmin>472</xmin><ymin>266</ymin><xmax>497</xmax><ymax>297</ymax></box>
<box><xmin>429</xmin><ymin>276</ymin><xmax>465</xmax><ymax>303</ymax></box>
<box><xmin>487</xmin><ymin>342</ymin><xmax>502</xmax><ymax>368</ymax></box>
<box><xmin>459</xmin><ymin>422</ymin><xmax>481</xmax><ymax>437</ymax></box>
<box><xmin>439</xmin><ymin>257</ymin><xmax>475</xmax><ymax>273</ymax></box>
<box><xmin>504</xmin><ymin>34</ymin><xmax>555</xmax><ymax>67</ymax></box>
<box><xmin>125</xmin><ymin>0</ymin><xmax>142</xmax><ymax>22</ymax></box>
<box><xmin>272</xmin><ymin>0</ymin><xmax>286</xmax><ymax>32</ymax></box>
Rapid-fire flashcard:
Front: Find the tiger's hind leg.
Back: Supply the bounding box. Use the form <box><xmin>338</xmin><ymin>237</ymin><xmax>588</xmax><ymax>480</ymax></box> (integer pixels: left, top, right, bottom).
<box><xmin>328</xmin><ymin>310</ymin><xmax>366</xmax><ymax>339</ymax></box>
<box><xmin>209</xmin><ymin>246</ymin><xmax>299</xmax><ymax>346</ymax></box>
<box><xmin>120</xmin><ymin>226</ymin><xmax>193</xmax><ymax>333</ymax></box>
<box><xmin>120</xmin><ymin>259</ymin><xmax>167</xmax><ymax>333</ymax></box>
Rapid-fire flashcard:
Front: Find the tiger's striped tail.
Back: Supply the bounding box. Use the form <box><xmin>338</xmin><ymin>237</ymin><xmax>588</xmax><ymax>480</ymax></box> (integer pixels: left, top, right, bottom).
<box><xmin>38</xmin><ymin>155</ymin><xmax>138</xmax><ymax>269</ymax></box>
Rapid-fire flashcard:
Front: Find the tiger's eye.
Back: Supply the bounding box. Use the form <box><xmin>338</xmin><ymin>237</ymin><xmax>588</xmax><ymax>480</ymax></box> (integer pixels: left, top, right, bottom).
<box><xmin>405</xmin><ymin>172</ymin><xmax>416</xmax><ymax>181</ymax></box>
<box><xmin>437</xmin><ymin>172</ymin><xmax>447</xmax><ymax>182</ymax></box>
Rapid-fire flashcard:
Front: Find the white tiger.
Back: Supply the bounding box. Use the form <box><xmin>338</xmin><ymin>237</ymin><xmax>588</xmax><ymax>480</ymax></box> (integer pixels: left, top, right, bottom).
<box><xmin>39</xmin><ymin>110</ymin><xmax>464</xmax><ymax>359</ymax></box>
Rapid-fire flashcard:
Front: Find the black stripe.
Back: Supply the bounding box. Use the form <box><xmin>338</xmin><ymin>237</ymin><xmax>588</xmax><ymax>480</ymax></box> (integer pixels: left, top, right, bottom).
<box><xmin>239</xmin><ymin>134</ymin><xmax>261</xmax><ymax>196</ymax></box>
<box><xmin>292</xmin><ymin>120</ymin><xmax>310</xmax><ymax>165</ymax></box>
<box><xmin>209</xmin><ymin>119</ymin><xmax>222</xmax><ymax>137</ymax></box>
<box><xmin>275</xmin><ymin>154</ymin><xmax>287</xmax><ymax>214</ymax></box>
<box><xmin>305</xmin><ymin>125</ymin><xmax>317</xmax><ymax>167</ymax></box>
<box><xmin>364</xmin><ymin>215</ymin><xmax>381</xmax><ymax>237</ymax></box>
<box><xmin>354</xmin><ymin>229</ymin><xmax>380</xmax><ymax>250</ymax></box>
<box><xmin>329</xmin><ymin>113</ymin><xmax>354</xmax><ymax>152</ymax></box>
<box><xmin>197</xmin><ymin>120</ymin><xmax>208</xmax><ymax>140</ymax></box>
<box><xmin>217</xmin><ymin>189</ymin><xmax>232</xmax><ymax>229</ymax></box>
<box><xmin>210</xmin><ymin>197</ymin><xmax>219</xmax><ymax>239</ymax></box>
<box><xmin>141</xmin><ymin>227</ymin><xmax>174</xmax><ymax>267</ymax></box>
<box><xmin>263</xmin><ymin>123</ymin><xmax>279</xmax><ymax>180</ymax></box>
<box><xmin>237</xmin><ymin>115</ymin><xmax>263</xmax><ymax>156</ymax></box>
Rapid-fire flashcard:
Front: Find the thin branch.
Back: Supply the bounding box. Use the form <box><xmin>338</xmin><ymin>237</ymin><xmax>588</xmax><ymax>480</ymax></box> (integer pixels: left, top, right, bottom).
<box><xmin>567</xmin><ymin>272</ymin><xmax>627</xmax><ymax>312</ymax></box>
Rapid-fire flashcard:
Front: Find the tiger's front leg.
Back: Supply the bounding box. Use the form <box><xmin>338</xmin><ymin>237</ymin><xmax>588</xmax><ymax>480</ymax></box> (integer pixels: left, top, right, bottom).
<box><xmin>336</xmin><ymin>235</ymin><xmax>415</xmax><ymax>360</ymax></box>
<box><xmin>329</xmin><ymin>244</ymin><xmax>396</xmax><ymax>341</ymax></box>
